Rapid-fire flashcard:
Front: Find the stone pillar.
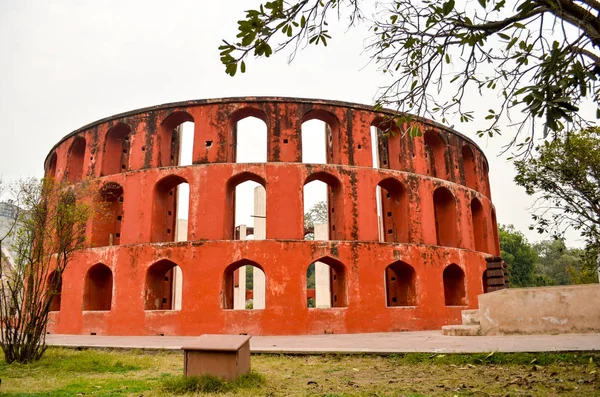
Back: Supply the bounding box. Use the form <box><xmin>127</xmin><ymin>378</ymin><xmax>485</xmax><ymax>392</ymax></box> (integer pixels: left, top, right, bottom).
<box><xmin>253</xmin><ymin>186</ymin><xmax>266</xmax><ymax>309</ymax></box>
<box><xmin>173</xmin><ymin>219</ymin><xmax>188</xmax><ymax>310</ymax></box>
<box><xmin>233</xmin><ymin>225</ymin><xmax>247</xmax><ymax>310</ymax></box>
<box><xmin>314</xmin><ymin>223</ymin><xmax>331</xmax><ymax>308</ymax></box>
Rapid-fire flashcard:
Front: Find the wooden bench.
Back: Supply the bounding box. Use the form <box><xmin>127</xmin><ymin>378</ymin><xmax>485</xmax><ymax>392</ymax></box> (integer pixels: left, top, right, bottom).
<box><xmin>181</xmin><ymin>334</ymin><xmax>252</xmax><ymax>380</ymax></box>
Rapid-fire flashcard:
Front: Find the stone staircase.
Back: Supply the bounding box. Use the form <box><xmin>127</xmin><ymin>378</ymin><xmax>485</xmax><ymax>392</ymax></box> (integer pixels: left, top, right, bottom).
<box><xmin>441</xmin><ymin>309</ymin><xmax>482</xmax><ymax>336</ymax></box>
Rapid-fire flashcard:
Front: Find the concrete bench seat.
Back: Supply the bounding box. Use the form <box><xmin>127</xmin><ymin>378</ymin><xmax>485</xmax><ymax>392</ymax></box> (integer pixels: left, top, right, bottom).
<box><xmin>181</xmin><ymin>334</ymin><xmax>251</xmax><ymax>380</ymax></box>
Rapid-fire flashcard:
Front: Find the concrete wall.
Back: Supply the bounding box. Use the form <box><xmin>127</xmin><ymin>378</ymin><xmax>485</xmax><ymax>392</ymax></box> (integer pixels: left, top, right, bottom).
<box><xmin>478</xmin><ymin>284</ymin><xmax>600</xmax><ymax>335</ymax></box>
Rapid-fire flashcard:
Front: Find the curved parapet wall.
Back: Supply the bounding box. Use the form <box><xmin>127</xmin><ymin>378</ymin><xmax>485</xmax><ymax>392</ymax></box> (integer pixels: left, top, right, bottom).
<box><xmin>45</xmin><ymin>97</ymin><xmax>499</xmax><ymax>336</ymax></box>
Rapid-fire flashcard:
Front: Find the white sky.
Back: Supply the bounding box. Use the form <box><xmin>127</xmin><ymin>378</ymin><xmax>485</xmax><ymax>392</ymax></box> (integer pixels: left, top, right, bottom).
<box><xmin>0</xmin><ymin>0</ymin><xmax>586</xmax><ymax>246</ymax></box>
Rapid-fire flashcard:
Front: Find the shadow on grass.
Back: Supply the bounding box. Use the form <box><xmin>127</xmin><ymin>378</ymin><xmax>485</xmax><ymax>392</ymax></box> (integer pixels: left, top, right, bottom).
<box><xmin>162</xmin><ymin>372</ymin><xmax>265</xmax><ymax>394</ymax></box>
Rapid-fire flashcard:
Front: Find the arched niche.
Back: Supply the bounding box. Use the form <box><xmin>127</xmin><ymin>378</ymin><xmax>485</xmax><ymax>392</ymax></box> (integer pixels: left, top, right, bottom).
<box><xmin>47</xmin><ymin>152</ymin><xmax>57</xmax><ymax>180</ymax></box>
<box><xmin>102</xmin><ymin>123</ymin><xmax>131</xmax><ymax>176</ymax></box>
<box><xmin>433</xmin><ymin>187</ymin><xmax>458</xmax><ymax>247</ymax></box>
<box><xmin>443</xmin><ymin>263</ymin><xmax>466</xmax><ymax>306</ymax></box>
<box><xmin>385</xmin><ymin>261</ymin><xmax>417</xmax><ymax>307</ymax></box>
<box><xmin>159</xmin><ymin>111</ymin><xmax>195</xmax><ymax>167</ymax></box>
<box><xmin>301</xmin><ymin>109</ymin><xmax>339</xmax><ymax>164</ymax></box>
<box><xmin>151</xmin><ymin>175</ymin><xmax>190</xmax><ymax>243</ymax></box>
<box><xmin>423</xmin><ymin>130</ymin><xmax>446</xmax><ymax>179</ymax></box>
<box><xmin>222</xmin><ymin>259</ymin><xmax>266</xmax><ymax>310</ymax></box>
<box><xmin>91</xmin><ymin>182</ymin><xmax>124</xmax><ymax>247</ymax></box>
<box><xmin>144</xmin><ymin>259</ymin><xmax>182</xmax><ymax>310</ymax></box>
<box><xmin>307</xmin><ymin>256</ymin><xmax>348</xmax><ymax>308</ymax></box>
<box><xmin>47</xmin><ymin>270</ymin><xmax>62</xmax><ymax>312</ymax></box>
<box><xmin>471</xmin><ymin>197</ymin><xmax>487</xmax><ymax>252</ymax></box>
<box><xmin>377</xmin><ymin>178</ymin><xmax>409</xmax><ymax>243</ymax></box>
<box><xmin>226</xmin><ymin>172</ymin><xmax>267</xmax><ymax>241</ymax></box>
<box><xmin>229</xmin><ymin>108</ymin><xmax>268</xmax><ymax>163</ymax></box>
<box><xmin>67</xmin><ymin>136</ymin><xmax>86</xmax><ymax>183</ymax></box>
<box><xmin>462</xmin><ymin>145</ymin><xmax>477</xmax><ymax>190</ymax></box>
<box><xmin>83</xmin><ymin>263</ymin><xmax>113</xmax><ymax>311</ymax></box>
<box><xmin>304</xmin><ymin>172</ymin><xmax>344</xmax><ymax>241</ymax></box>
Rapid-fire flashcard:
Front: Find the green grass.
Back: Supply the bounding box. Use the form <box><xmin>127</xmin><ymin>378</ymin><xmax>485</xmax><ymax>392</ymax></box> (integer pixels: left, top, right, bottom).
<box><xmin>0</xmin><ymin>347</ymin><xmax>598</xmax><ymax>396</ymax></box>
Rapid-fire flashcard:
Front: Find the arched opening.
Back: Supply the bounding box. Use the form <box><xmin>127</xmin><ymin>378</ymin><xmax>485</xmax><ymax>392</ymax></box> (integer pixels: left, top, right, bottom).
<box><xmin>144</xmin><ymin>259</ymin><xmax>183</xmax><ymax>310</ymax></box>
<box><xmin>433</xmin><ymin>187</ymin><xmax>458</xmax><ymax>247</ymax></box>
<box><xmin>482</xmin><ymin>270</ymin><xmax>489</xmax><ymax>293</ymax></box>
<box><xmin>222</xmin><ymin>260</ymin><xmax>266</xmax><ymax>310</ymax></box>
<box><xmin>91</xmin><ymin>182</ymin><xmax>124</xmax><ymax>247</ymax></box>
<box><xmin>483</xmin><ymin>161</ymin><xmax>492</xmax><ymax>198</ymax></box>
<box><xmin>83</xmin><ymin>263</ymin><xmax>113</xmax><ymax>311</ymax></box>
<box><xmin>491</xmin><ymin>208</ymin><xmax>500</xmax><ymax>255</ymax></box>
<box><xmin>471</xmin><ymin>198</ymin><xmax>487</xmax><ymax>252</ymax></box>
<box><xmin>47</xmin><ymin>270</ymin><xmax>62</xmax><ymax>312</ymax></box>
<box><xmin>377</xmin><ymin>178</ymin><xmax>409</xmax><ymax>243</ymax></box>
<box><xmin>443</xmin><ymin>263</ymin><xmax>466</xmax><ymax>306</ymax></box>
<box><xmin>102</xmin><ymin>123</ymin><xmax>131</xmax><ymax>176</ymax></box>
<box><xmin>385</xmin><ymin>261</ymin><xmax>417</xmax><ymax>307</ymax></box>
<box><xmin>423</xmin><ymin>130</ymin><xmax>446</xmax><ymax>179</ymax></box>
<box><xmin>302</xmin><ymin>110</ymin><xmax>338</xmax><ymax>164</ymax></box>
<box><xmin>231</xmin><ymin>110</ymin><xmax>267</xmax><ymax>163</ymax></box>
<box><xmin>304</xmin><ymin>172</ymin><xmax>344</xmax><ymax>241</ymax></box>
<box><xmin>159</xmin><ymin>112</ymin><xmax>195</xmax><ymax>167</ymax></box>
<box><xmin>462</xmin><ymin>145</ymin><xmax>477</xmax><ymax>190</ymax></box>
<box><xmin>306</xmin><ymin>256</ymin><xmax>347</xmax><ymax>308</ymax></box>
<box><xmin>47</xmin><ymin>152</ymin><xmax>57</xmax><ymax>180</ymax></box>
<box><xmin>151</xmin><ymin>175</ymin><xmax>190</xmax><ymax>243</ymax></box>
<box><xmin>67</xmin><ymin>137</ymin><xmax>86</xmax><ymax>183</ymax></box>
<box><xmin>370</xmin><ymin>118</ymin><xmax>399</xmax><ymax>169</ymax></box>
<box><xmin>226</xmin><ymin>172</ymin><xmax>266</xmax><ymax>241</ymax></box>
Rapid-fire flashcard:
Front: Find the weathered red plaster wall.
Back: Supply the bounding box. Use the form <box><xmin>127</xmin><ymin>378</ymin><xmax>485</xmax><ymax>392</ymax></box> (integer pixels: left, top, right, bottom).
<box><xmin>44</xmin><ymin>97</ymin><xmax>498</xmax><ymax>336</ymax></box>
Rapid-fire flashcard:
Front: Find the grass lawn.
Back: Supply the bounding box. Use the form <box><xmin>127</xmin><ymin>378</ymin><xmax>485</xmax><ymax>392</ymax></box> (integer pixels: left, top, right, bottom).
<box><xmin>0</xmin><ymin>347</ymin><xmax>598</xmax><ymax>396</ymax></box>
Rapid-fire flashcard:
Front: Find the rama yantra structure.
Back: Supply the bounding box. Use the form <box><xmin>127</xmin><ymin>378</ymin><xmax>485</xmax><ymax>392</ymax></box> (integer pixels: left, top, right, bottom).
<box><xmin>44</xmin><ymin>97</ymin><xmax>501</xmax><ymax>336</ymax></box>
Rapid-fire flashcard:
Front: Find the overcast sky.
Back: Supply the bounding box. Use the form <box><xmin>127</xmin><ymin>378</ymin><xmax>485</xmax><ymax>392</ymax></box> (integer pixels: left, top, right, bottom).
<box><xmin>0</xmin><ymin>0</ymin><xmax>585</xmax><ymax>246</ymax></box>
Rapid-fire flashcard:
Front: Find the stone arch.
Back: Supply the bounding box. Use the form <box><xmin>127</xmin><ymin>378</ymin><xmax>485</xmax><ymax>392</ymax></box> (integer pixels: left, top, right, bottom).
<box><xmin>462</xmin><ymin>145</ymin><xmax>477</xmax><ymax>190</ymax></box>
<box><xmin>443</xmin><ymin>263</ymin><xmax>466</xmax><ymax>306</ymax></box>
<box><xmin>370</xmin><ymin>117</ymin><xmax>400</xmax><ymax>169</ymax></box>
<box><xmin>471</xmin><ymin>197</ymin><xmax>487</xmax><ymax>252</ymax></box>
<box><xmin>482</xmin><ymin>270</ymin><xmax>489</xmax><ymax>293</ymax></box>
<box><xmin>308</xmin><ymin>256</ymin><xmax>347</xmax><ymax>308</ymax></box>
<box><xmin>304</xmin><ymin>172</ymin><xmax>344</xmax><ymax>240</ymax></box>
<box><xmin>102</xmin><ymin>122</ymin><xmax>131</xmax><ymax>176</ymax></box>
<box><xmin>433</xmin><ymin>187</ymin><xmax>458</xmax><ymax>247</ymax></box>
<box><xmin>377</xmin><ymin>178</ymin><xmax>409</xmax><ymax>243</ymax></box>
<box><xmin>385</xmin><ymin>260</ymin><xmax>417</xmax><ymax>307</ymax></box>
<box><xmin>222</xmin><ymin>259</ymin><xmax>266</xmax><ymax>310</ymax></box>
<box><xmin>47</xmin><ymin>270</ymin><xmax>62</xmax><ymax>312</ymax></box>
<box><xmin>46</xmin><ymin>152</ymin><xmax>57</xmax><ymax>180</ymax></box>
<box><xmin>423</xmin><ymin>130</ymin><xmax>446</xmax><ymax>179</ymax></box>
<box><xmin>91</xmin><ymin>182</ymin><xmax>124</xmax><ymax>247</ymax></box>
<box><xmin>229</xmin><ymin>108</ymin><xmax>268</xmax><ymax>163</ymax></box>
<box><xmin>226</xmin><ymin>172</ymin><xmax>267</xmax><ymax>240</ymax></box>
<box><xmin>83</xmin><ymin>263</ymin><xmax>113</xmax><ymax>311</ymax></box>
<box><xmin>301</xmin><ymin>109</ymin><xmax>339</xmax><ymax>164</ymax></box>
<box><xmin>67</xmin><ymin>136</ymin><xmax>86</xmax><ymax>183</ymax></box>
<box><xmin>151</xmin><ymin>174</ymin><xmax>190</xmax><ymax>243</ymax></box>
<box><xmin>144</xmin><ymin>259</ymin><xmax>182</xmax><ymax>310</ymax></box>
<box><xmin>159</xmin><ymin>111</ymin><xmax>195</xmax><ymax>167</ymax></box>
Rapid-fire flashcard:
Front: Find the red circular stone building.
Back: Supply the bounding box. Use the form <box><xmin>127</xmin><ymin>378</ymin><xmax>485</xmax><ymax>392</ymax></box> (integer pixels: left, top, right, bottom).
<box><xmin>45</xmin><ymin>97</ymin><xmax>500</xmax><ymax>336</ymax></box>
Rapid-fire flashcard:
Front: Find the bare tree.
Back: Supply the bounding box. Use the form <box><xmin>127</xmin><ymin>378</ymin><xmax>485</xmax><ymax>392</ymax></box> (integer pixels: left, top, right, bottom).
<box><xmin>0</xmin><ymin>178</ymin><xmax>94</xmax><ymax>363</ymax></box>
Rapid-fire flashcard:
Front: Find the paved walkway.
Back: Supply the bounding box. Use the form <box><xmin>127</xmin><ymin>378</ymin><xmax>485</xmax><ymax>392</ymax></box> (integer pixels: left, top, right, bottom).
<box><xmin>46</xmin><ymin>331</ymin><xmax>600</xmax><ymax>354</ymax></box>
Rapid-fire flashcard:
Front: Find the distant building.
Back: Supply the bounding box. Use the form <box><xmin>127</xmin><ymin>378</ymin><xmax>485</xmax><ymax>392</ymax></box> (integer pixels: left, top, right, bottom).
<box><xmin>0</xmin><ymin>200</ymin><xmax>21</xmax><ymax>269</ymax></box>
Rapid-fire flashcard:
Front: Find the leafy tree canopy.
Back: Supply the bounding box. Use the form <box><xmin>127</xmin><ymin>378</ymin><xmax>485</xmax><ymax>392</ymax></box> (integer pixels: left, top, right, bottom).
<box><xmin>221</xmin><ymin>0</ymin><xmax>600</xmax><ymax>152</ymax></box>
<box><xmin>515</xmin><ymin>126</ymin><xmax>600</xmax><ymax>245</ymax></box>
<box><xmin>499</xmin><ymin>224</ymin><xmax>539</xmax><ymax>287</ymax></box>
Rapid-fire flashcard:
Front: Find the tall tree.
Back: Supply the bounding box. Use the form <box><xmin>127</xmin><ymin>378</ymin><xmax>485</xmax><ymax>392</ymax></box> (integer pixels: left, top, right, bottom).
<box><xmin>221</xmin><ymin>0</ymin><xmax>600</xmax><ymax>150</ymax></box>
<box><xmin>0</xmin><ymin>178</ymin><xmax>95</xmax><ymax>364</ymax></box>
<box><xmin>498</xmin><ymin>224</ymin><xmax>539</xmax><ymax>287</ymax></box>
<box><xmin>515</xmin><ymin>126</ymin><xmax>600</xmax><ymax>246</ymax></box>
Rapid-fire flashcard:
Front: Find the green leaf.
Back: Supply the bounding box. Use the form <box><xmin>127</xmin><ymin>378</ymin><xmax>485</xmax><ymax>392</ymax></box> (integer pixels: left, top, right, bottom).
<box><xmin>240</xmin><ymin>61</ymin><xmax>246</xmax><ymax>73</ymax></box>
